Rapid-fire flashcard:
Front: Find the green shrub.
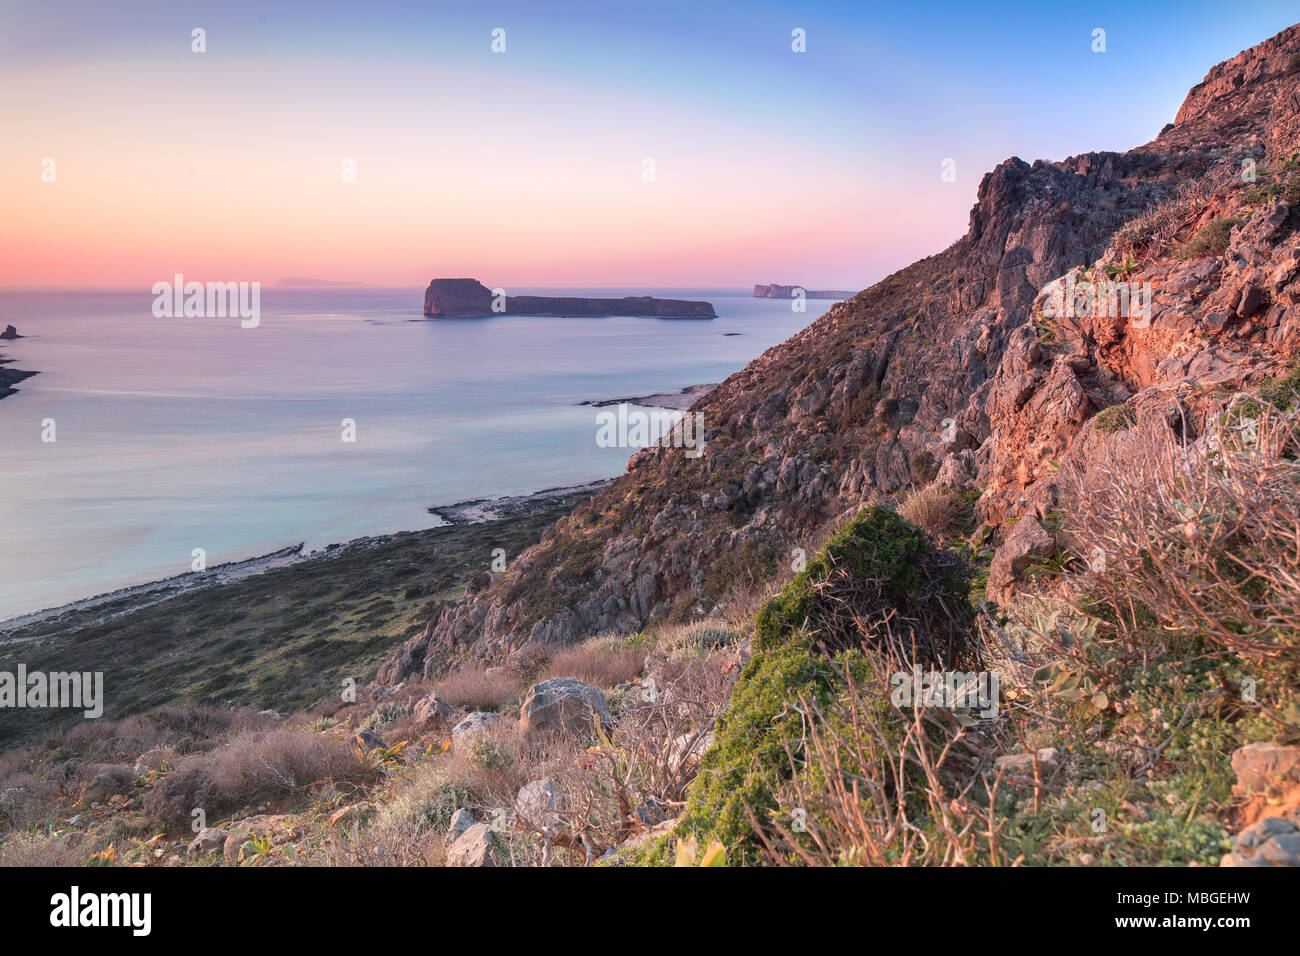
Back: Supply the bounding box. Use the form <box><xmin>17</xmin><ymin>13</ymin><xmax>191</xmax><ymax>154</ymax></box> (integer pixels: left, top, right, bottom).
<box><xmin>629</xmin><ymin>507</ymin><xmax>976</xmax><ymax>864</ymax></box>
<box><xmin>1177</xmin><ymin>216</ymin><xmax>1239</xmax><ymax>259</ymax></box>
<box><xmin>754</xmin><ymin>507</ymin><xmax>973</xmax><ymax>665</ymax></box>
<box><xmin>361</xmin><ymin>701</ymin><xmax>411</xmax><ymax>733</ymax></box>
<box><xmin>660</xmin><ymin>621</ymin><xmax>740</xmax><ymax>655</ymax></box>
<box><xmin>374</xmin><ymin>765</ymin><xmax>482</xmax><ymax>835</ymax></box>
<box><xmin>1094</xmin><ymin>403</ymin><xmax>1136</xmax><ymax>435</ymax></box>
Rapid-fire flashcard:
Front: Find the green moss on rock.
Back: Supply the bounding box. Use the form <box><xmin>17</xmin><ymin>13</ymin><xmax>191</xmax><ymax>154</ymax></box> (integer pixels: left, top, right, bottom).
<box><xmin>629</xmin><ymin>507</ymin><xmax>974</xmax><ymax>865</ymax></box>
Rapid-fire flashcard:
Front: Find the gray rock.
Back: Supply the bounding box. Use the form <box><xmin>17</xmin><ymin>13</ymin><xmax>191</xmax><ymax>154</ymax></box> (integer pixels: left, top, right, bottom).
<box><xmin>515</xmin><ymin>777</ymin><xmax>565</xmax><ymax>826</ymax></box>
<box><xmin>412</xmin><ymin>691</ymin><xmax>456</xmax><ymax>732</ymax></box>
<box><xmin>519</xmin><ymin>678</ymin><xmax>612</xmax><ymax>741</ymax></box>
<box><xmin>447</xmin><ymin>822</ymin><xmax>498</xmax><ymax>867</ymax></box>
<box><xmin>446</xmin><ymin>808</ymin><xmax>475</xmax><ymax>844</ymax></box>
<box><xmin>187</xmin><ymin>827</ymin><xmax>228</xmax><ymax>858</ymax></box>
<box><xmin>994</xmin><ymin>747</ymin><xmax>1062</xmax><ymax>778</ymax></box>
<box><xmin>986</xmin><ymin>515</ymin><xmax>1055</xmax><ymax>604</ymax></box>
<box><xmin>1221</xmin><ymin>815</ymin><xmax>1300</xmax><ymax>867</ymax></box>
<box><xmin>450</xmin><ymin>711</ymin><xmax>509</xmax><ymax>750</ymax></box>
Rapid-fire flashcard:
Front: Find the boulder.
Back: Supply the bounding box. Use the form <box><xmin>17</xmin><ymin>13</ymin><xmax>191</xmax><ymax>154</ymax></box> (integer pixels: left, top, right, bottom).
<box><xmin>519</xmin><ymin>678</ymin><xmax>612</xmax><ymax>740</ymax></box>
<box><xmin>412</xmin><ymin>691</ymin><xmax>456</xmax><ymax>732</ymax></box>
<box><xmin>515</xmin><ymin>778</ymin><xmax>564</xmax><ymax>826</ymax></box>
<box><xmin>1230</xmin><ymin>743</ymin><xmax>1300</xmax><ymax>797</ymax></box>
<box><xmin>446</xmin><ymin>822</ymin><xmax>498</xmax><ymax>867</ymax></box>
<box><xmin>667</xmin><ymin>730</ymin><xmax>715</xmax><ymax>778</ymax></box>
<box><xmin>1221</xmin><ymin>815</ymin><xmax>1300</xmax><ymax>867</ymax></box>
<box><xmin>450</xmin><ymin>711</ymin><xmax>509</xmax><ymax>750</ymax></box>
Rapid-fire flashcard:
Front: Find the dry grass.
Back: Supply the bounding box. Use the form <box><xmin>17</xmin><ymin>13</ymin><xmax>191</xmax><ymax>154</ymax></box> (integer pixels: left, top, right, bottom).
<box><xmin>432</xmin><ymin>665</ymin><xmax>524</xmax><ymax>711</ymax></box>
<box><xmin>0</xmin><ymin>830</ymin><xmax>107</xmax><ymax>867</ymax></box>
<box><xmin>1112</xmin><ymin>159</ymin><xmax>1240</xmax><ymax>260</ymax></box>
<box><xmin>539</xmin><ymin>635</ymin><xmax>647</xmax><ymax>689</ymax></box>
<box><xmin>899</xmin><ymin>483</ymin><xmax>964</xmax><ymax>536</ymax></box>
<box><xmin>512</xmin><ymin>646</ymin><xmax>741</xmax><ymax>865</ymax></box>
<box><xmin>141</xmin><ymin>727</ymin><xmax>363</xmax><ymax>825</ymax></box>
<box><xmin>1063</xmin><ymin>403</ymin><xmax>1300</xmax><ymax>673</ymax></box>
<box><xmin>747</xmin><ymin>652</ymin><xmax>999</xmax><ymax>866</ymax></box>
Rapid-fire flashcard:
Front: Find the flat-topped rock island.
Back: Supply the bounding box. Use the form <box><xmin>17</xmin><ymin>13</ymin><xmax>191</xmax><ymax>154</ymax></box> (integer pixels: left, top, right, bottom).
<box><xmin>423</xmin><ymin>278</ymin><xmax>716</xmax><ymax>318</ymax></box>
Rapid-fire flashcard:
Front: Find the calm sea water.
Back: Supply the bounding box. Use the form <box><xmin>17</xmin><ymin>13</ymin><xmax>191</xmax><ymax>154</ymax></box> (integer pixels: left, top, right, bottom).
<box><xmin>0</xmin><ymin>287</ymin><xmax>825</xmax><ymax>618</ymax></box>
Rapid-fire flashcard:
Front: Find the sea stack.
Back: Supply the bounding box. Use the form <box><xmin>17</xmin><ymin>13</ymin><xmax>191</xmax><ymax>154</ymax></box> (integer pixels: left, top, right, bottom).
<box><xmin>424</xmin><ymin>279</ymin><xmax>716</xmax><ymax>318</ymax></box>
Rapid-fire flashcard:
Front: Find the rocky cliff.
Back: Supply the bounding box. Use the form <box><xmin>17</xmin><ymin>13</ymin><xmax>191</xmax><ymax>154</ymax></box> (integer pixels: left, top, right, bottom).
<box><xmin>423</xmin><ymin>278</ymin><xmax>716</xmax><ymax>318</ymax></box>
<box><xmin>382</xmin><ymin>25</ymin><xmax>1300</xmax><ymax>683</ymax></box>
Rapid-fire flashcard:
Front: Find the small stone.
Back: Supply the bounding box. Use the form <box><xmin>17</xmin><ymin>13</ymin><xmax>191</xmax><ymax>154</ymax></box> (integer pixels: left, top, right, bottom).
<box><xmin>328</xmin><ymin>802</ymin><xmax>371</xmax><ymax>827</ymax></box>
<box><xmin>994</xmin><ymin>747</ymin><xmax>1062</xmax><ymax>778</ymax></box>
<box><xmin>187</xmin><ymin>827</ymin><xmax>227</xmax><ymax>858</ymax></box>
<box><xmin>446</xmin><ymin>808</ymin><xmax>475</xmax><ymax>844</ymax></box>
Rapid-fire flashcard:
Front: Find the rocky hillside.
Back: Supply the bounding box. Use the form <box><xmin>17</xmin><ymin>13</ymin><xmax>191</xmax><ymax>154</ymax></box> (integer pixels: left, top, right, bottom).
<box><xmin>382</xmin><ymin>25</ymin><xmax>1300</xmax><ymax>685</ymax></box>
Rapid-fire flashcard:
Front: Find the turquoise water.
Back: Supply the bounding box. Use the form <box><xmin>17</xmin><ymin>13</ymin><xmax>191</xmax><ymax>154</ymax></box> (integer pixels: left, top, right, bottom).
<box><xmin>0</xmin><ymin>287</ymin><xmax>825</xmax><ymax>618</ymax></box>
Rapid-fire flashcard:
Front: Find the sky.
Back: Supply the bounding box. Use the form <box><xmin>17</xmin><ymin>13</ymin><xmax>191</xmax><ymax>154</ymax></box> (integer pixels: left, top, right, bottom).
<box><xmin>2</xmin><ymin>0</ymin><xmax>1298</xmax><ymax>289</ymax></box>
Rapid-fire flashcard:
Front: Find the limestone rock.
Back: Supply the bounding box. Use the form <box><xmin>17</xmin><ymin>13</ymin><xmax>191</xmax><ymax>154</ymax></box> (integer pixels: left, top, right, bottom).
<box><xmin>447</xmin><ymin>822</ymin><xmax>498</xmax><ymax>867</ymax></box>
<box><xmin>519</xmin><ymin>678</ymin><xmax>612</xmax><ymax>740</ymax></box>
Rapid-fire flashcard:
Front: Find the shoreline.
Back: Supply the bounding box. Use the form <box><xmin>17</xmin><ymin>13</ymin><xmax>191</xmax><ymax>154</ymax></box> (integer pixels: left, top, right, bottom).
<box><xmin>0</xmin><ymin>362</ymin><xmax>37</xmax><ymax>399</ymax></box>
<box><xmin>2</xmin><ymin>481</ymin><xmax>608</xmax><ymax>636</ymax></box>
<box><xmin>0</xmin><ymin>326</ymin><xmax>37</xmax><ymax>399</ymax></box>
<box><xmin>427</xmin><ymin>478</ymin><xmax>612</xmax><ymax>524</ymax></box>
<box><xmin>577</xmin><ymin>382</ymin><xmax>717</xmax><ymax>411</ymax></box>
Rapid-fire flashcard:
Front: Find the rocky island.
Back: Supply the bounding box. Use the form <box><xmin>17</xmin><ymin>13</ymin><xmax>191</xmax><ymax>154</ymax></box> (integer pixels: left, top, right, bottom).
<box><xmin>753</xmin><ymin>283</ymin><xmax>855</xmax><ymax>299</ymax></box>
<box><xmin>424</xmin><ymin>278</ymin><xmax>716</xmax><ymax>318</ymax></box>
<box><xmin>0</xmin><ymin>325</ymin><xmax>36</xmax><ymax>399</ymax></box>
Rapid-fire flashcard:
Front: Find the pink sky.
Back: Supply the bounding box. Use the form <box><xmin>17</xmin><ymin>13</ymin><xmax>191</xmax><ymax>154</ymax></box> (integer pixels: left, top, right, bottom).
<box><xmin>0</xmin><ymin>50</ymin><xmax>968</xmax><ymax>291</ymax></box>
<box><xmin>7</xmin><ymin>3</ymin><xmax>1293</xmax><ymax>290</ymax></box>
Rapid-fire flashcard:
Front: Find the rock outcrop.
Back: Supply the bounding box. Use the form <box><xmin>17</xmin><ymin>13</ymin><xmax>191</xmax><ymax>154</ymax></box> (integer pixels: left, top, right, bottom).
<box><xmin>0</xmin><ymin>325</ymin><xmax>36</xmax><ymax>398</ymax></box>
<box><xmin>381</xmin><ymin>24</ymin><xmax>1300</xmax><ymax>683</ymax></box>
<box><xmin>424</xmin><ymin>278</ymin><xmax>716</xmax><ymax>318</ymax></box>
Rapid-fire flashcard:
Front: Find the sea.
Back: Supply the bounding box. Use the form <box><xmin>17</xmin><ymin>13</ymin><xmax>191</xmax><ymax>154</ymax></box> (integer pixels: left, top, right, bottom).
<box><xmin>0</xmin><ymin>287</ymin><xmax>828</xmax><ymax>619</ymax></box>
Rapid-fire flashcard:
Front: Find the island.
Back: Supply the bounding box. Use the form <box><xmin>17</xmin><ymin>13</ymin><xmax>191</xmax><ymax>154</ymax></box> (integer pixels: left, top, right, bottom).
<box><xmin>753</xmin><ymin>283</ymin><xmax>855</xmax><ymax>300</ymax></box>
<box><xmin>0</xmin><ymin>326</ymin><xmax>36</xmax><ymax>399</ymax></box>
<box><xmin>424</xmin><ymin>278</ymin><xmax>716</xmax><ymax>318</ymax></box>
